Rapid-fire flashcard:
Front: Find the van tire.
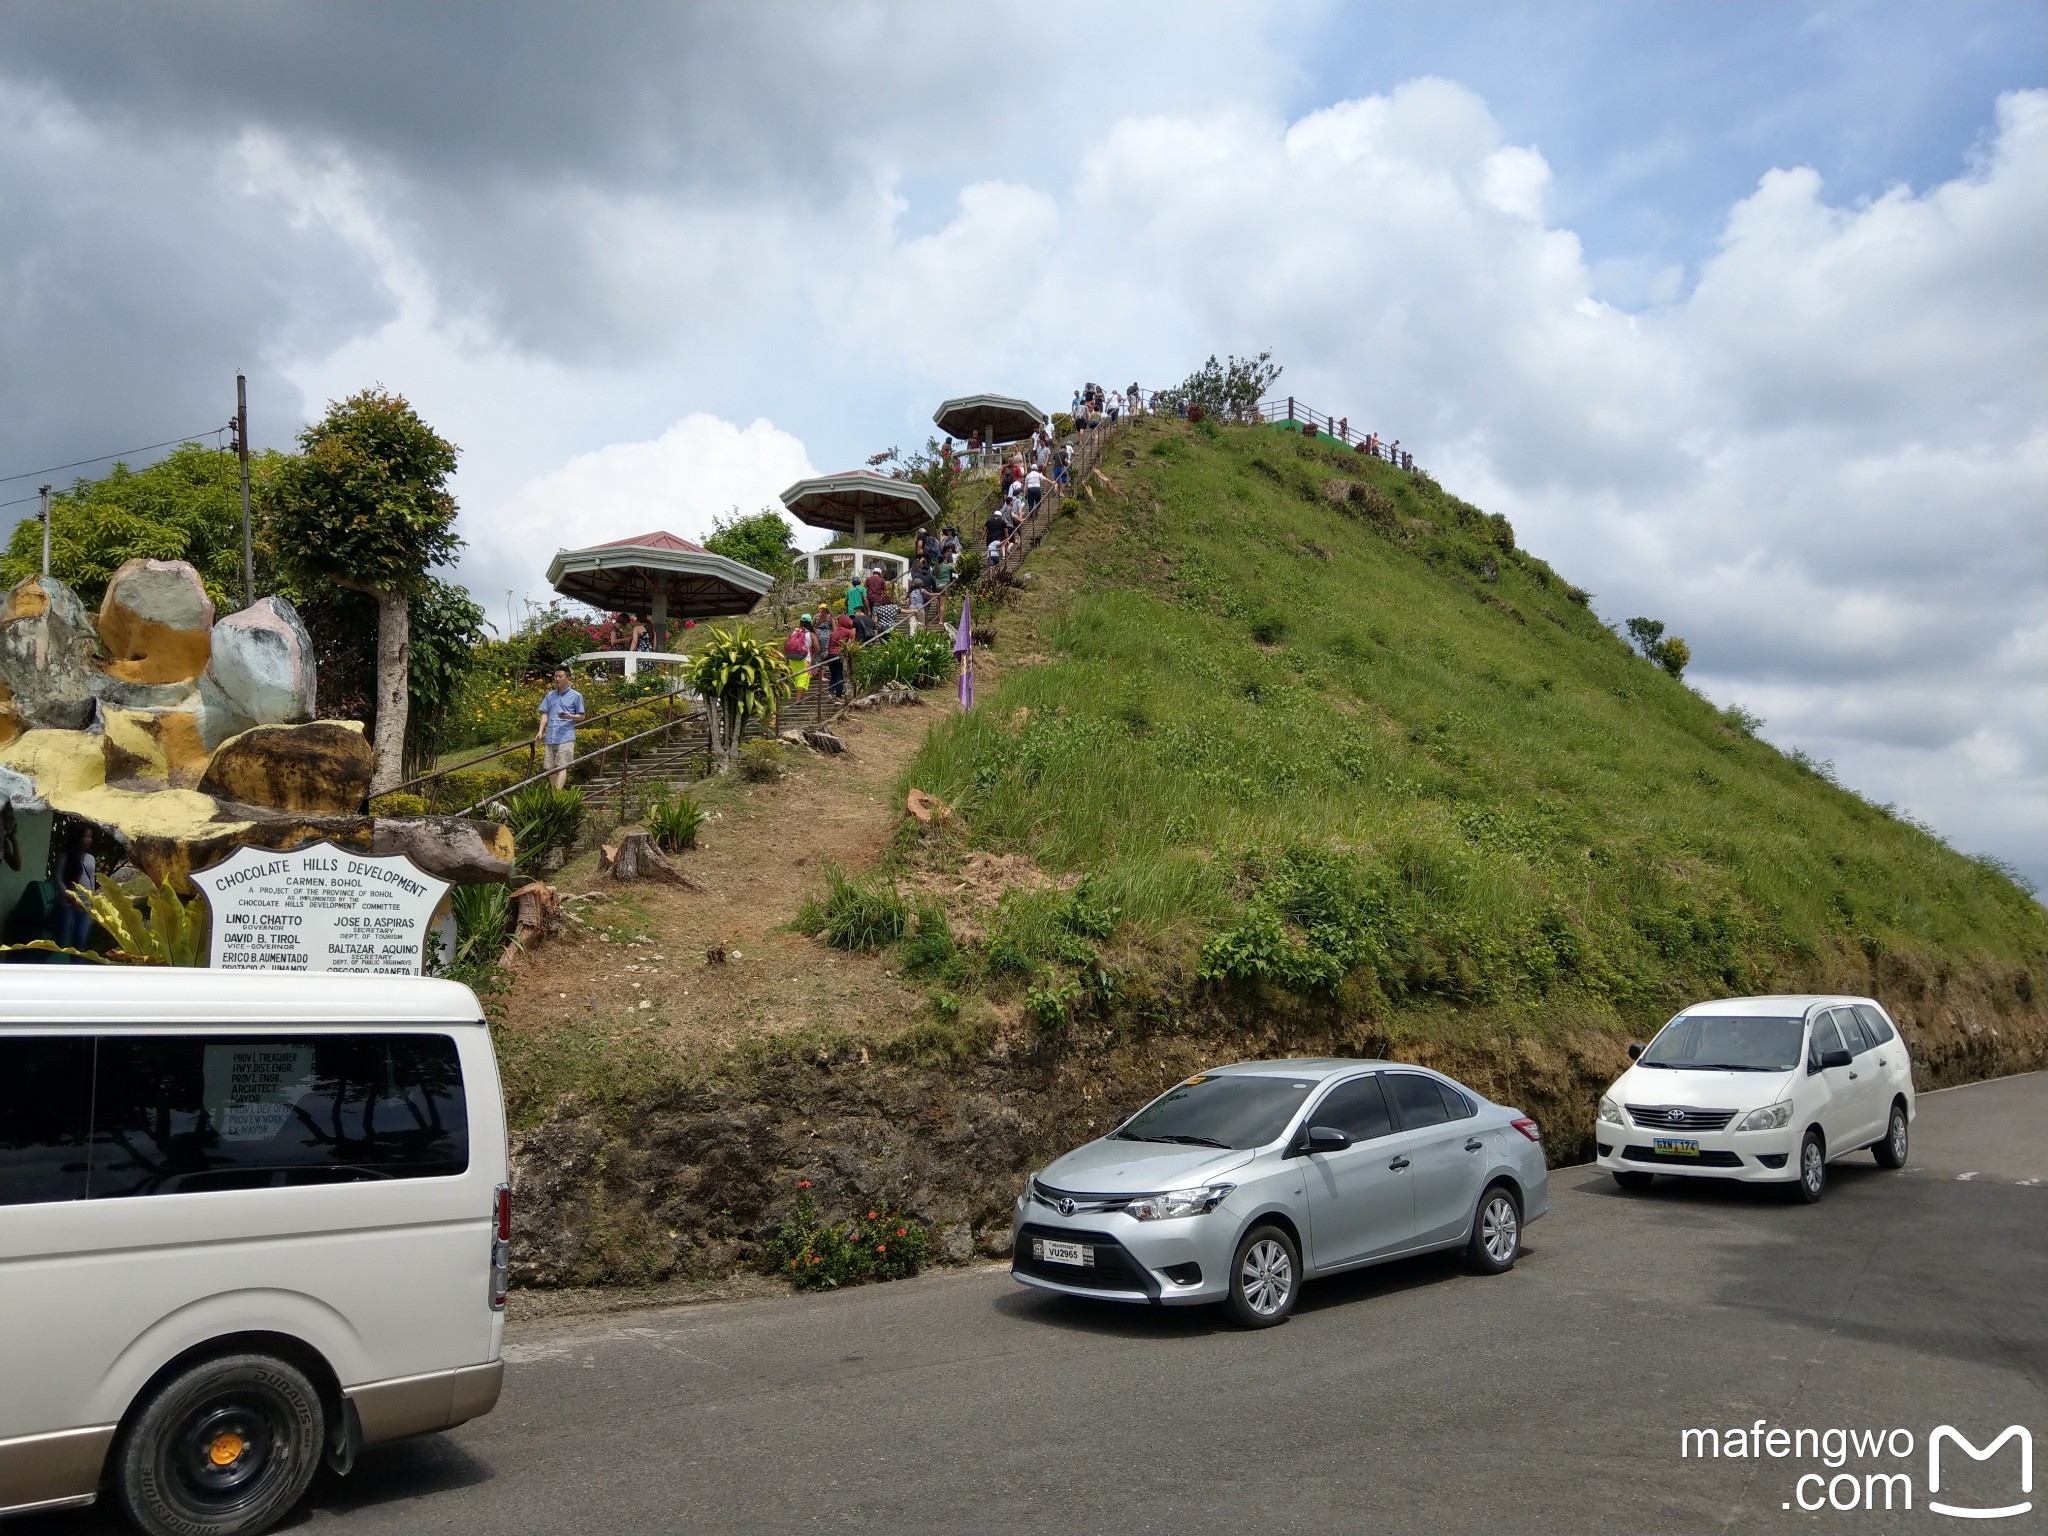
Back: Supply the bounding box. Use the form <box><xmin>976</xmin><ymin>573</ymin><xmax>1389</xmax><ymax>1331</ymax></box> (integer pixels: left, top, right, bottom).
<box><xmin>1872</xmin><ymin>1100</ymin><xmax>1909</xmax><ymax>1169</ymax></box>
<box><xmin>114</xmin><ymin>1352</ymin><xmax>325</xmax><ymax>1536</ymax></box>
<box><xmin>1793</xmin><ymin>1129</ymin><xmax>1827</xmax><ymax>1204</ymax></box>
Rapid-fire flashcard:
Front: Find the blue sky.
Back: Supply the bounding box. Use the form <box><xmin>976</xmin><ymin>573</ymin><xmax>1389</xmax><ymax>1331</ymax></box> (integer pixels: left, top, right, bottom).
<box><xmin>1294</xmin><ymin>0</ymin><xmax>2046</xmax><ymax>302</ymax></box>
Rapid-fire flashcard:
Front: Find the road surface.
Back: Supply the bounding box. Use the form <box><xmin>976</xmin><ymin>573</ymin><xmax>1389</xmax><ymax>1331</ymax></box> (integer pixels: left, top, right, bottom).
<box><xmin>30</xmin><ymin>1072</ymin><xmax>2047</xmax><ymax>1534</ymax></box>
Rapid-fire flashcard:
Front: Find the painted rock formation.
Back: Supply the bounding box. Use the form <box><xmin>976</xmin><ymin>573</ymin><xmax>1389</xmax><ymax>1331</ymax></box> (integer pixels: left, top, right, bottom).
<box><xmin>0</xmin><ymin>564</ymin><xmax>510</xmax><ymax>895</ymax></box>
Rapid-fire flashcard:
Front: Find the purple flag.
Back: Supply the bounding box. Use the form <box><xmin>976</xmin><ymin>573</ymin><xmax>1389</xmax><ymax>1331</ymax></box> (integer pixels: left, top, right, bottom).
<box><xmin>954</xmin><ymin>595</ymin><xmax>974</xmax><ymax>710</ymax></box>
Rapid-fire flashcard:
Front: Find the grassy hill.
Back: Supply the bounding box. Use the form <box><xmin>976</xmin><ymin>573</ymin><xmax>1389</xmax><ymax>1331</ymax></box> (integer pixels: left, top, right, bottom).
<box><xmin>884</xmin><ymin>413</ymin><xmax>2042</xmax><ymax>1064</ymax></box>
<box><xmin>500</xmin><ymin>410</ymin><xmax>2044</xmax><ymax>1290</ymax></box>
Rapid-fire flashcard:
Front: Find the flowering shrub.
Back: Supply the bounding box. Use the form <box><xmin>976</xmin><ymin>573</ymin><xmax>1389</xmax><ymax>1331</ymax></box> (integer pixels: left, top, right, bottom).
<box><xmin>766</xmin><ymin>1183</ymin><xmax>936</xmax><ymax>1290</ymax></box>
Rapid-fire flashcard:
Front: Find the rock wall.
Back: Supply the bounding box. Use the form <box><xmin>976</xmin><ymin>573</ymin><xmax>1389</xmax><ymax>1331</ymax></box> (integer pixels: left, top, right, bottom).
<box><xmin>507</xmin><ymin>948</ymin><xmax>2046</xmax><ymax>1289</ymax></box>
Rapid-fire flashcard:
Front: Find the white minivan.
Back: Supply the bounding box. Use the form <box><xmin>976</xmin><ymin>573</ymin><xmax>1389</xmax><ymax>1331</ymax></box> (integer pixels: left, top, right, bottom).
<box><xmin>1594</xmin><ymin>993</ymin><xmax>1915</xmax><ymax>1202</ymax></box>
<box><xmin>0</xmin><ymin>969</ymin><xmax>510</xmax><ymax>1535</ymax></box>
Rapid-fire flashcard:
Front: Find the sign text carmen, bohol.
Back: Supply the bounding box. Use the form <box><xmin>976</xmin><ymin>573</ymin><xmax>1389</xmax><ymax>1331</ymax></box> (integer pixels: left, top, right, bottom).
<box><xmin>190</xmin><ymin>842</ymin><xmax>452</xmax><ymax>975</ymax></box>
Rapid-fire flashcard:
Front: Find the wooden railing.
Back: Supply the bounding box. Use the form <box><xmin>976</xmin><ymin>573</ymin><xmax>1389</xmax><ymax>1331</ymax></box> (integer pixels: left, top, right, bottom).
<box><xmin>1254</xmin><ymin>395</ymin><xmax>1421</xmax><ymax>472</ymax></box>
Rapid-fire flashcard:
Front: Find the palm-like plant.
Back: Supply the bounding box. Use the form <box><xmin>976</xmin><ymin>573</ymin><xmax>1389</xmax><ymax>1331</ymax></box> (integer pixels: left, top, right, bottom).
<box><xmin>686</xmin><ymin>623</ymin><xmax>793</xmax><ymax>769</ymax></box>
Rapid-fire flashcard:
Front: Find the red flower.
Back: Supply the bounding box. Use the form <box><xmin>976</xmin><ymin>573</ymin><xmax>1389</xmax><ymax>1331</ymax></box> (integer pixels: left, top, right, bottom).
<box><xmin>867</xmin><ymin>1210</ymin><xmax>877</xmax><ymax>1220</ymax></box>
<box><xmin>875</xmin><ymin>1244</ymin><xmax>886</xmax><ymax>1254</ymax></box>
<box><xmin>798</xmin><ymin>1179</ymin><xmax>811</xmax><ymax>1189</ymax></box>
<box><xmin>809</xmin><ymin>1255</ymin><xmax>821</xmax><ymax>1265</ymax></box>
<box><xmin>896</xmin><ymin>1227</ymin><xmax>907</xmax><ymax>1237</ymax></box>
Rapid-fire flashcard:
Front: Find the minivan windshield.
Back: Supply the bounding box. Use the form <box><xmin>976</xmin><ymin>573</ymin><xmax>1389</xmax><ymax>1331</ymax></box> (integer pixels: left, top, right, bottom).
<box><xmin>1111</xmin><ymin>1074</ymin><xmax>1317</xmax><ymax>1150</ymax></box>
<box><xmin>1639</xmin><ymin>1015</ymin><xmax>1803</xmax><ymax>1072</ymax></box>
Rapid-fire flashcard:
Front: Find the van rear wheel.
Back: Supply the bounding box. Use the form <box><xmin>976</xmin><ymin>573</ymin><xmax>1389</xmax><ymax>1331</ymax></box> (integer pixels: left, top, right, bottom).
<box><xmin>115</xmin><ymin>1352</ymin><xmax>324</xmax><ymax>1536</ymax></box>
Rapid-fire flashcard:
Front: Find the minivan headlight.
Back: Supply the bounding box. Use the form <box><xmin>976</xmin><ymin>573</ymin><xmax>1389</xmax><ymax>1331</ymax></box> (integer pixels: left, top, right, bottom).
<box><xmin>1597</xmin><ymin>1095</ymin><xmax>1627</xmax><ymax>1126</ymax></box>
<box><xmin>1124</xmin><ymin>1184</ymin><xmax>1235</xmax><ymax>1221</ymax></box>
<box><xmin>1737</xmin><ymin>1101</ymin><xmax>1793</xmax><ymax>1132</ymax></box>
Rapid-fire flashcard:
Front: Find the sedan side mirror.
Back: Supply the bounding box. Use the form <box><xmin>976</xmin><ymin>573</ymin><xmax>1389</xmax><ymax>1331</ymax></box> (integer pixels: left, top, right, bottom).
<box><xmin>1626</xmin><ymin>1043</ymin><xmax>1644</xmax><ymax>1060</ymax></box>
<box><xmin>1306</xmin><ymin>1125</ymin><xmax>1353</xmax><ymax>1152</ymax></box>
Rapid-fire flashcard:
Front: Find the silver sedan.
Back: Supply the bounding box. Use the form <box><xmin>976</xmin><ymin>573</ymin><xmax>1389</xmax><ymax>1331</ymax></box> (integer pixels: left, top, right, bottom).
<box><xmin>1011</xmin><ymin>1058</ymin><xmax>1548</xmax><ymax>1327</ymax></box>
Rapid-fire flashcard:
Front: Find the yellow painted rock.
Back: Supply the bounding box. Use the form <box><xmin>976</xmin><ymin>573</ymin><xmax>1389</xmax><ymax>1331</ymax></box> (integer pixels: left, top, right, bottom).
<box><xmin>99</xmin><ymin>558</ymin><xmax>215</xmax><ymax>686</ymax></box>
<box><xmin>101</xmin><ymin>707</ymin><xmax>213</xmax><ymax>790</ymax></box>
<box><xmin>196</xmin><ymin>720</ymin><xmax>374</xmax><ymax>815</ymax></box>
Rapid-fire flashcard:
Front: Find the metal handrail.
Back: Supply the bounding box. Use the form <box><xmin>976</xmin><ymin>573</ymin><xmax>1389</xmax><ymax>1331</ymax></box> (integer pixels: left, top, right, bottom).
<box><xmin>385</xmin><ymin>683</ymin><xmax>694</xmax><ymax>802</ymax></box>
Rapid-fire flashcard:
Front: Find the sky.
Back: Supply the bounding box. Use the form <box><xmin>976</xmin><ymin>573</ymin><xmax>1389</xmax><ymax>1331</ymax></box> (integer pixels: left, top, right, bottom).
<box><xmin>2</xmin><ymin>0</ymin><xmax>2043</xmax><ymax>887</ymax></box>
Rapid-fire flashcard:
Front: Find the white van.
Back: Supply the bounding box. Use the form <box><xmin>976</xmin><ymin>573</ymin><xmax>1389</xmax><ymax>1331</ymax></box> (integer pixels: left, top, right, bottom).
<box><xmin>0</xmin><ymin>970</ymin><xmax>510</xmax><ymax>1535</ymax></box>
<box><xmin>1593</xmin><ymin>993</ymin><xmax>1916</xmax><ymax>1202</ymax></box>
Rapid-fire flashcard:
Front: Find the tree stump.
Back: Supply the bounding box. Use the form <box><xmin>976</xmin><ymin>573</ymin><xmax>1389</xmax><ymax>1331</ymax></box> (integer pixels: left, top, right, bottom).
<box><xmin>599</xmin><ymin>828</ymin><xmax>703</xmax><ymax>888</ymax></box>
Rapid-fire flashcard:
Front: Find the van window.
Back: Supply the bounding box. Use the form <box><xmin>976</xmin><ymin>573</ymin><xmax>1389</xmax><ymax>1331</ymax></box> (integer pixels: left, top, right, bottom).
<box><xmin>1853</xmin><ymin>1004</ymin><xmax>1896</xmax><ymax>1044</ymax></box>
<box><xmin>0</xmin><ymin>1037</ymin><xmax>93</xmax><ymax>1206</ymax></box>
<box><xmin>1809</xmin><ymin>1014</ymin><xmax>1845</xmax><ymax>1067</ymax></box>
<box><xmin>87</xmin><ymin>1034</ymin><xmax>468</xmax><ymax>1198</ymax></box>
<box><xmin>1834</xmin><ymin>1009</ymin><xmax>1873</xmax><ymax>1054</ymax></box>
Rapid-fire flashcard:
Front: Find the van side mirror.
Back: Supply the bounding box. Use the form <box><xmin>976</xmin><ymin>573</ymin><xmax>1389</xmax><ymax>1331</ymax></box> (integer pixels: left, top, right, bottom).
<box><xmin>1306</xmin><ymin>1125</ymin><xmax>1353</xmax><ymax>1152</ymax></box>
<box><xmin>1819</xmin><ymin>1048</ymin><xmax>1852</xmax><ymax>1070</ymax></box>
<box><xmin>1626</xmin><ymin>1043</ymin><xmax>1643</xmax><ymax>1060</ymax></box>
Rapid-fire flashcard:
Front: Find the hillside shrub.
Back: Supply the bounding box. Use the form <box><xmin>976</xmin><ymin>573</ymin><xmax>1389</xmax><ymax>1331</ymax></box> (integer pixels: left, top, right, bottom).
<box><xmin>505</xmin><ymin>783</ymin><xmax>584</xmax><ymax>872</ymax></box>
<box><xmin>795</xmin><ymin>864</ymin><xmax>909</xmax><ymax>950</ymax></box>
<box><xmin>368</xmin><ymin>791</ymin><xmax>428</xmax><ymax>818</ymax></box>
<box><xmin>738</xmin><ymin>740</ymin><xmax>789</xmax><ymax>782</ymax></box>
<box><xmin>645</xmin><ymin>791</ymin><xmax>705</xmax><ymax>853</ymax></box>
<box><xmin>766</xmin><ymin>1184</ymin><xmax>935</xmax><ymax>1290</ymax></box>
<box><xmin>435</xmin><ymin>765</ymin><xmax>523</xmax><ymax>813</ymax></box>
<box><xmin>852</xmin><ymin>629</ymin><xmax>955</xmax><ymax>693</ymax></box>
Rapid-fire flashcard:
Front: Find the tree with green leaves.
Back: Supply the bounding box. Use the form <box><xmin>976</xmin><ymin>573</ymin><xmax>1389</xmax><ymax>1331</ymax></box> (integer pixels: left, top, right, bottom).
<box><xmin>685</xmin><ymin>622</ymin><xmax>792</xmax><ymax>770</ymax></box>
<box><xmin>0</xmin><ymin>443</ymin><xmax>284</xmax><ymax>609</ymax></box>
<box><xmin>1157</xmin><ymin>352</ymin><xmax>1283</xmax><ymax>422</ymax></box>
<box><xmin>268</xmin><ymin>388</ymin><xmax>462</xmax><ymax>791</ymax></box>
<box><xmin>1626</xmin><ymin>616</ymin><xmax>1691</xmax><ymax>680</ymax></box>
<box><xmin>704</xmin><ymin>507</ymin><xmax>797</xmax><ymax>578</ymax></box>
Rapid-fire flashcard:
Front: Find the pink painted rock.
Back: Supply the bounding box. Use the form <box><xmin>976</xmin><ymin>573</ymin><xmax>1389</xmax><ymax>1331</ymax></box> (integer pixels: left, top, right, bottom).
<box><xmin>205</xmin><ymin>595</ymin><xmax>317</xmax><ymax>726</ymax></box>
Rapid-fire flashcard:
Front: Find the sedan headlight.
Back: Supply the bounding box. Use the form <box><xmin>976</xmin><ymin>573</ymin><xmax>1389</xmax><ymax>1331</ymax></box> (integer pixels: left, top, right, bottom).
<box><xmin>1123</xmin><ymin>1183</ymin><xmax>1235</xmax><ymax>1222</ymax></box>
<box><xmin>1737</xmin><ymin>1101</ymin><xmax>1793</xmax><ymax>1132</ymax></box>
<box><xmin>1597</xmin><ymin>1095</ymin><xmax>1628</xmax><ymax>1127</ymax></box>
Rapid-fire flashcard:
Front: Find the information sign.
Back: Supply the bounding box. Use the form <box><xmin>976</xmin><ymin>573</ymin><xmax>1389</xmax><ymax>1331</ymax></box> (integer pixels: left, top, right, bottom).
<box><xmin>190</xmin><ymin>841</ymin><xmax>451</xmax><ymax>975</ymax></box>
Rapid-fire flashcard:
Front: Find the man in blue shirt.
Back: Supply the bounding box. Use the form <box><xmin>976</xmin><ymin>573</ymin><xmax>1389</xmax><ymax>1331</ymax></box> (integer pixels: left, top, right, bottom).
<box><xmin>535</xmin><ymin>666</ymin><xmax>586</xmax><ymax>788</ymax></box>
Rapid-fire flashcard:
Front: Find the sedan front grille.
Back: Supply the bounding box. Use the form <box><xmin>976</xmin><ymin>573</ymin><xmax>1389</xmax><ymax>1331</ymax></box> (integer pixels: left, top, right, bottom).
<box><xmin>1013</xmin><ymin>1224</ymin><xmax>1159</xmax><ymax>1298</ymax></box>
<box><xmin>1030</xmin><ymin>1179</ymin><xmax>1130</xmax><ymax>1216</ymax></box>
<box><xmin>1625</xmin><ymin>1105</ymin><xmax>1737</xmax><ymax>1132</ymax></box>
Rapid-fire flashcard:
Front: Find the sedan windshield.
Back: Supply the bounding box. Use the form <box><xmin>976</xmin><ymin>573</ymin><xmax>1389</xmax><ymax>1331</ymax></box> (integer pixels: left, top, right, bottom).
<box><xmin>1639</xmin><ymin>1016</ymin><xmax>1803</xmax><ymax>1071</ymax></box>
<box><xmin>1112</xmin><ymin>1075</ymin><xmax>1318</xmax><ymax>1150</ymax></box>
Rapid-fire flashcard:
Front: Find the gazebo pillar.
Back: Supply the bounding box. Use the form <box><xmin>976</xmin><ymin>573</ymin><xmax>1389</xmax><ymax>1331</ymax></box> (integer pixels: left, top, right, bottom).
<box><xmin>853</xmin><ymin>510</ymin><xmax>866</xmax><ymax>578</ymax></box>
<box><xmin>650</xmin><ymin>586</ymin><xmax>668</xmax><ymax>660</ymax></box>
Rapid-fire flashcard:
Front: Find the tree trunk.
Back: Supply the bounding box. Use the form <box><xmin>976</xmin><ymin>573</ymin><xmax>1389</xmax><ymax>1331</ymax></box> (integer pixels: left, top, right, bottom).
<box><xmin>369</xmin><ymin>586</ymin><xmax>411</xmax><ymax>794</ymax></box>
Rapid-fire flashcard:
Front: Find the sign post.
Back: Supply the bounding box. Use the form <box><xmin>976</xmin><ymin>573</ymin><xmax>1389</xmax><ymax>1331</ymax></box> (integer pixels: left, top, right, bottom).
<box><xmin>190</xmin><ymin>842</ymin><xmax>452</xmax><ymax>976</ymax></box>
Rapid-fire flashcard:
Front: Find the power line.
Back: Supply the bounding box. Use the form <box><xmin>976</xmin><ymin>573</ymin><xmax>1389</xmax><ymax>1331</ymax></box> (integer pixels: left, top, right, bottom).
<box><xmin>0</xmin><ymin>429</ymin><xmax>227</xmax><ymax>487</ymax></box>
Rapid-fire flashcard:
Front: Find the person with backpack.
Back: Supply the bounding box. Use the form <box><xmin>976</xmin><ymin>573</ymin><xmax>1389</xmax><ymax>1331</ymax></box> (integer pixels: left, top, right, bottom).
<box><xmin>786</xmin><ymin>614</ymin><xmax>815</xmax><ymax>691</ymax></box>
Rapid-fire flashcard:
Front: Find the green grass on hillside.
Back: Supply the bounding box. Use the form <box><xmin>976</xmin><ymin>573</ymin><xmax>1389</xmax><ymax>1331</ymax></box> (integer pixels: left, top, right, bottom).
<box><xmin>896</xmin><ymin>415</ymin><xmax>2044</xmax><ymax>1028</ymax></box>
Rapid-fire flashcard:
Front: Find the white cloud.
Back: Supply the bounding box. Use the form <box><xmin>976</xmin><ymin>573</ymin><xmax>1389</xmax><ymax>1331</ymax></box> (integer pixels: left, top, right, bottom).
<box><xmin>464</xmin><ymin>415</ymin><xmax>818</xmax><ymax>619</ymax></box>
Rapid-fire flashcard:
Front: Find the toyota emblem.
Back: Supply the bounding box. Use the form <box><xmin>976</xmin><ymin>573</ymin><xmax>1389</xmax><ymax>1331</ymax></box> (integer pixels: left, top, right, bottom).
<box><xmin>1058</xmin><ymin>1197</ymin><xmax>1077</xmax><ymax>1217</ymax></box>
<box><xmin>1667</xmin><ymin>1109</ymin><xmax>1687</xmax><ymax>1125</ymax></box>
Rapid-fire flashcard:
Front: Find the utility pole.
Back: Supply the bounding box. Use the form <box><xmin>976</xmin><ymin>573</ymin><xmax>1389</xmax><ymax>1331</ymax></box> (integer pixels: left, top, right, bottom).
<box><xmin>39</xmin><ymin>485</ymin><xmax>51</xmax><ymax>576</ymax></box>
<box><xmin>235</xmin><ymin>372</ymin><xmax>255</xmax><ymax>608</ymax></box>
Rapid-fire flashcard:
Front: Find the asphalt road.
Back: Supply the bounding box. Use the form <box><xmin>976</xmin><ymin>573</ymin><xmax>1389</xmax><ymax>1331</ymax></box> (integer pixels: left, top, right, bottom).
<box><xmin>29</xmin><ymin>1073</ymin><xmax>2047</xmax><ymax>1535</ymax></box>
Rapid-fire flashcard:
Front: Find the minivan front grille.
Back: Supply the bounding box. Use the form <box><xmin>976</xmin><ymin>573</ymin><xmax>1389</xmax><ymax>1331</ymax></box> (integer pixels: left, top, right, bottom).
<box><xmin>1623</xmin><ymin>1144</ymin><xmax>1744</xmax><ymax>1168</ymax></box>
<box><xmin>1625</xmin><ymin>1105</ymin><xmax>1737</xmax><ymax>1132</ymax></box>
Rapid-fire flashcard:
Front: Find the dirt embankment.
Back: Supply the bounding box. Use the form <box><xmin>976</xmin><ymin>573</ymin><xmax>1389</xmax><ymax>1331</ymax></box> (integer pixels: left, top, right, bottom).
<box><xmin>508</xmin><ymin>944</ymin><xmax>2043</xmax><ymax>1290</ymax></box>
